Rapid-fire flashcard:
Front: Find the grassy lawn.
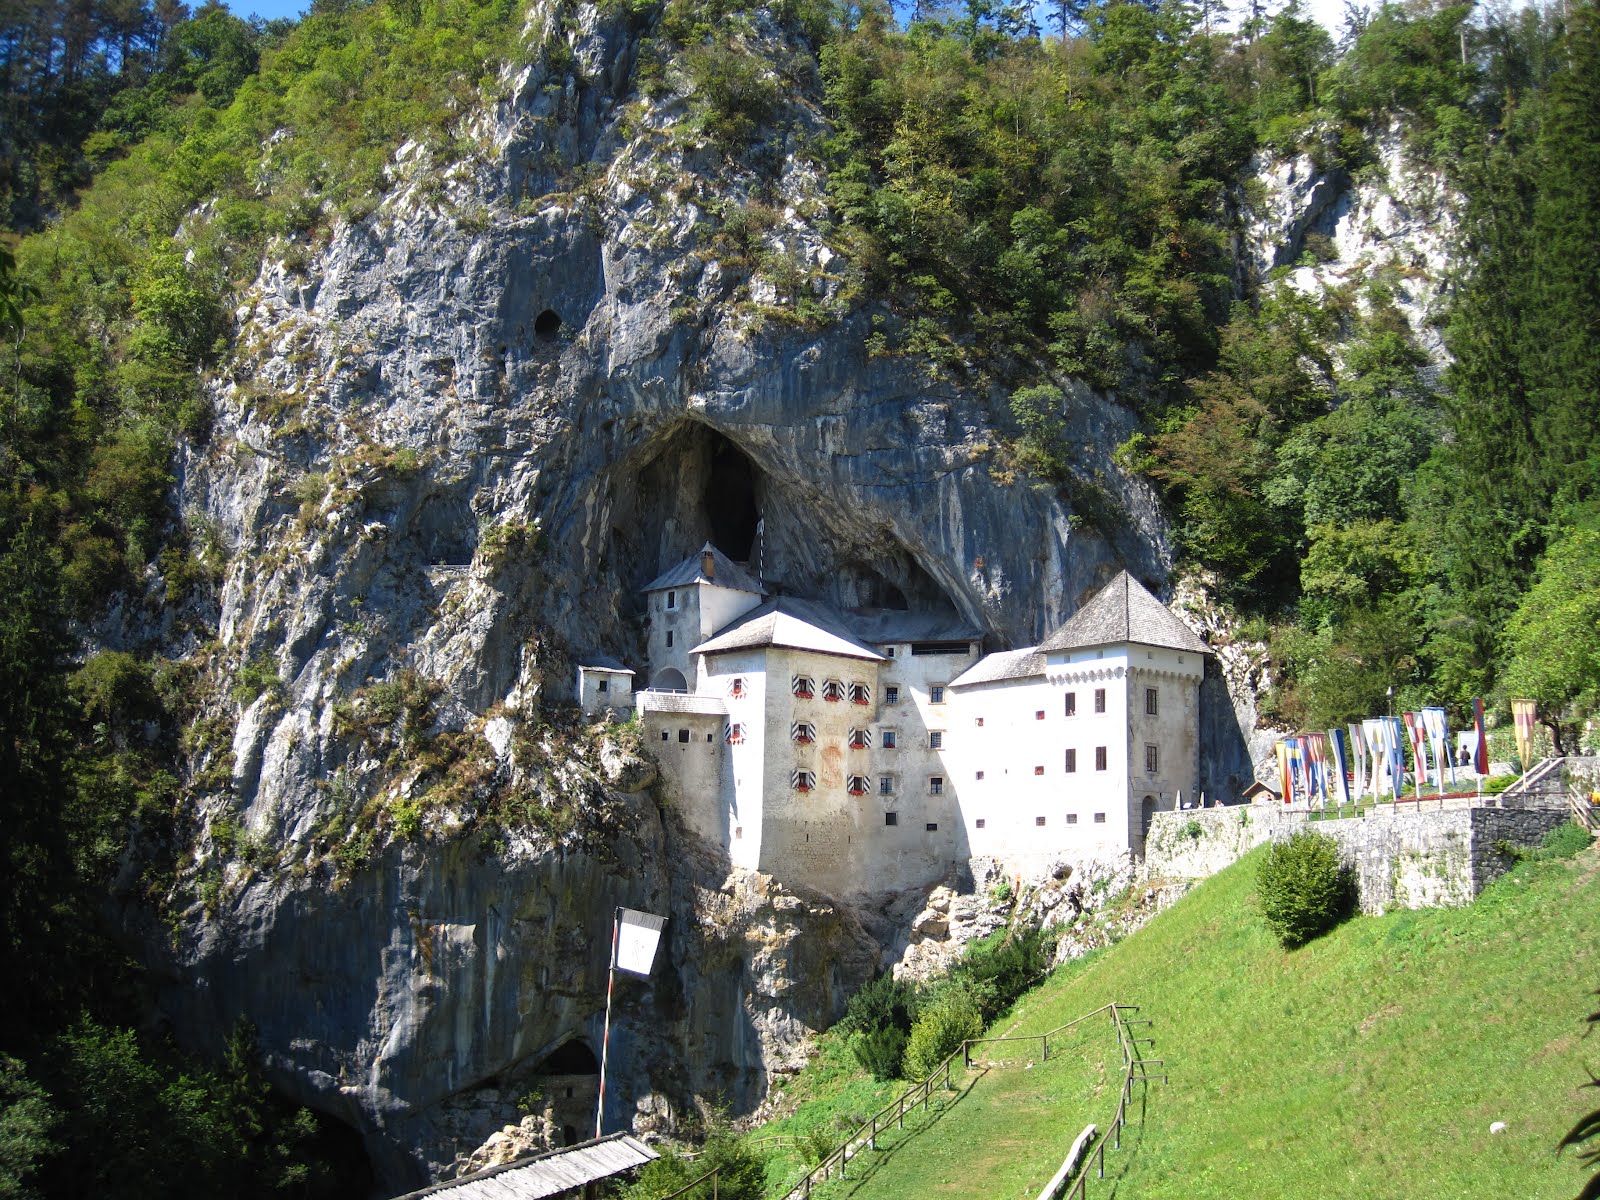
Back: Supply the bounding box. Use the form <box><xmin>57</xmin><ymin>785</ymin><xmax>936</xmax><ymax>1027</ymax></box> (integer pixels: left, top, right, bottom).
<box><xmin>760</xmin><ymin>836</ymin><xmax>1600</xmax><ymax>1200</ymax></box>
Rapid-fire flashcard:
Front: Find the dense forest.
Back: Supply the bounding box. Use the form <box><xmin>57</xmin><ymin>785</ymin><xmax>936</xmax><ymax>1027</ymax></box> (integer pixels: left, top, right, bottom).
<box><xmin>1</xmin><ymin>0</ymin><xmax>1598</xmax><ymax>1192</ymax></box>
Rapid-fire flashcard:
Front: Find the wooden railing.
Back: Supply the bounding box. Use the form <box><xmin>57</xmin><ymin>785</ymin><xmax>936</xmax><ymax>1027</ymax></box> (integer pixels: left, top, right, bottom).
<box><xmin>658</xmin><ymin>1165</ymin><xmax>721</xmax><ymax>1199</ymax></box>
<box><xmin>1058</xmin><ymin>1004</ymin><xmax>1166</xmax><ymax>1198</ymax></box>
<box><xmin>780</xmin><ymin>1002</ymin><xmax>1161</xmax><ymax>1200</ymax></box>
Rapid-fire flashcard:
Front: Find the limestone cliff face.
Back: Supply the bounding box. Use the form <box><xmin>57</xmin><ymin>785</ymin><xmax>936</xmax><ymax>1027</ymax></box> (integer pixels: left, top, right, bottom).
<box><xmin>152</xmin><ymin>3</ymin><xmax>1456</xmax><ymax>1187</ymax></box>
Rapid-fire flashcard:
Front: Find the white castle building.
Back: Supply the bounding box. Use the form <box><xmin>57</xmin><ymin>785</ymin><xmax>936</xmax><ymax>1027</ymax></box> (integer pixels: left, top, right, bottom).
<box><xmin>583</xmin><ymin>546</ymin><xmax>1210</xmax><ymax>895</ymax></box>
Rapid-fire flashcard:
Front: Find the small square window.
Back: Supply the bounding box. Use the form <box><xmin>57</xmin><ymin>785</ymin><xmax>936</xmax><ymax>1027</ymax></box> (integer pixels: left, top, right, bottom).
<box><xmin>884</xmin><ymin>645</ymin><xmax>896</xmax><ymax>657</ymax></box>
<box><xmin>706</xmin><ymin>733</ymin><xmax>713</xmax><ymax>742</ymax></box>
<box><xmin>1094</xmin><ymin>812</ymin><xmax>1107</xmax><ymax>823</ymax></box>
<box><xmin>598</xmin><ymin>679</ymin><xmax>608</xmax><ymax>693</ymax></box>
<box><xmin>661</xmin><ymin>730</ymin><xmax>669</xmax><ymax>742</ymax></box>
<box><xmin>925</xmin><ymin>822</ymin><xmax>938</xmax><ymax>832</ymax></box>
<box><xmin>1034</xmin><ymin>765</ymin><xmax>1045</xmax><ymax>776</ymax></box>
<box><xmin>929</xmin><ymin>776</ymin><xmax>944</xmax><ymax>795</ymax></box>
<box><xmin>975</xmin><ymin>818</ymin><xmax>986</xmax><ymax>829</ymax></box>
<box><xmin>1094</xmin><ymin>688</ymin><xmax>1106</xmax><ymax>714</ymax></box>
<box><xmin>1036</xmin><ymin>815</ymin><xmax>1047</xmax><ymax>826</ymax></box>
<box><xmin>1095</xmin><ymin>745</ymin><xmax>1107</xmax><ymax>771</ymax></box>
<box><xmin>678</xmin><ymin>729</ymin><xmax>690</xmax><ymax>743</ymax></box>
<box><xmin>975</xmin><ymin>770</ymin><xmax>985</xmax><ymax>780</ymax></box>
<box><xmin>885</xmin><ymin>811</ymin><xmax>898</xmax><ymax>826</ymax></box>
<box><xmin>1065</xmin><ymin>691</ymin><xmax>1076</xmax><ymax>717</ymax></box>
<box><xmin>975</xmin><ymin>716</ymin><xmax>985</xmax><ymax>727</ymax></box>
<box><xmin>929</xmin><ymin>685</ymin><xmax>945</xmax><ymax>704</ymax></box>
<box><xmin>929</xmin><ymin>731</ymin><xmax>944</xmax><ymax>750</ymax></box>
<box><xmin>1066</xmin><ymin>812</ymin><xmax>1078</xmax><ymax>824</ymax></box>
<box><xmin>885</xmin><ymin>686</ymin><xmax>900</xmax><ymax>704</ymax></box>
<box><xmin>1145</xmin><ymin>687</ymin><xmax>1159</xmax><ymax>716</ymax></box>
<box><xmin>882</xmin><ymin>730</ymin><xmax>898</xmax><ymax>749</ymax></box>
<box><xmin>1035</xmin><ymin>710</ymin><xmax>1045</xmax><ymax>721</ymax></box>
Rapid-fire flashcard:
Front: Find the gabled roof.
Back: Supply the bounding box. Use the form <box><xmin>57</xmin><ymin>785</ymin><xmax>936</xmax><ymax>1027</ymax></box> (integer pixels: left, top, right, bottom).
<box><xmin>642</xmin><ymin>544</ymin><xmax>766</xmax><ymax>597</ymax></box>
<box><xmin>692</xmin><ymin>597</ymin><xmax>886</xmax><ymax>663</ymax></box>
<box><xmin>950</xmin><ymin>647</ymin><xmax>1045</xmax><ymax>689</ymax></box>
<box><xmin>577</xmin><ymin>656</ymin><xmax>634</xmax><ymax>675</ymax></box>
<box><xmin>1038</xmin><ymin>570</ymin><xmax>1209</xmax><ymax>656</ymax></box>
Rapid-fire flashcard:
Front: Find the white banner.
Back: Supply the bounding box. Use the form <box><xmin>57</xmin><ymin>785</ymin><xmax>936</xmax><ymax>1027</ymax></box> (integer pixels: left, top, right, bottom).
<box><xmin>616</xmin><ymin>908</ymin><xmax>666</xmax><ymax>977</ymax></box>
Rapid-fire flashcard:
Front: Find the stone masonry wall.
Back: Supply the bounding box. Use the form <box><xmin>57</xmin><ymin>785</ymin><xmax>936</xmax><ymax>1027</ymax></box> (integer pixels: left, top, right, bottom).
<box><xmin>1145</xmin><ymin>802</ymin><xmax>1576</xmax><ymax>913</ymax></box>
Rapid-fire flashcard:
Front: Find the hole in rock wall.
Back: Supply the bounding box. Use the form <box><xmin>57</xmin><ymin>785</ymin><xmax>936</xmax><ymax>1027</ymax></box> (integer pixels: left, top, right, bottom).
<box><xmin>538</xmin><ymin>1040</ymin><xmax>600</xmax><ymax>1074</ymax></box>
<box><xmin>413</xmin><ymin>492</ymin><xmax>476</xmax><ymax>566</ymax></box>
<box><xmin>608</xmin><ymin>420</ymin><xmax>967</xmax><ymax>626</ymax></box>
<box><xmin>533</xmin><ymin>308</ymin><xmax>562</xmax><ymax>338</ymax></box>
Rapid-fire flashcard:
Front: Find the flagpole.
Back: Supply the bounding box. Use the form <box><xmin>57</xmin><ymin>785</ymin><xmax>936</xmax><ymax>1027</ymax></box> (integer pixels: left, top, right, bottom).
<box><xmin>596</xmin><ymin>907</ymin><xmax>621</xmax><ymax>1140</ymax></box>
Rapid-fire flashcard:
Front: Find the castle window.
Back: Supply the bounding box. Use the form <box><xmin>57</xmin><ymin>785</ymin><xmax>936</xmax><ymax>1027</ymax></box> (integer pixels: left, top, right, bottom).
<box><xmin>598</xmin><ymin>679</ymin><xmax>608</xmax><ymax>693</ymax></box>
<box><xmin>885</xmin><ymin>685</ymin><xmax>899</xmax><ymax>705</ymax></box>
<box><xmin>1035</xmin><ymin>710</ymin><xmax>1046</xmax><ymax>721</ymax></box>
<box><xmin>926</xmin><ymin>823</ymin><xmax>938</xmax><ymax>832</ymax></box>
<box><xmin>1066</xmin><ymin>813</ymin><xmax>1078</xmax><ymax>824</ymax></box>
<box><xmin>1036</xmin><ymin>816</ymin><xmax>1046</xmax><ymax>826</ymax></box>
<box><xmin>821</xmin><ymin>678</ymin><xmax>845</xmax><ymax>702</ymax></box>
<box><xmin>928</xmin><ymin>731</ymin><xmax>944</xmax><ymax>750</ymax></box>
<box><xmin>975</xmin><ymin>818</ymin><xmax>985</xmax><ymax>829</ymax></box>
<box><xmin>885</xmin><ymin>811</ymin><xmax>898</xmax><ymax>826</ymax></box>
<box><xmin>729</xmin><ymin>677</ymin><xmax>746</xmax><ymax>698</ymax></box>
<box><xmin>1034</xmin><ymin>765</ymin><xmax>1045</xmax><ymax>776</ymax></box>
<box><xmin>724</xmin><ymin>723</ymin><xmax>745</xmax><ymax>745</ymax></box>
<box><xmin>849</xmin><ymin>728</ymin><xmax>872</xmax><ymax>749</ymax></box>
<box><xmin>1094</xmin><ymin>812</ymin><xmax>1106</xmax><ymax>823</ymax></box>
<box><xmin>975</xmin><ymin>770</ymin><xmax>985</xmax><ymax>780</ymax></box>
<box><xmin>791</xmin><ymin>722</ymin><xmax>816</xmax><ymax>745</ymax></box>
<box><xmin>1095</xmin><ymin>746</ymin><xmax>1107</xmax><ymax>771</ymax></box>
<box><xmin>848</xmin><ymin>681</ymin><xmax>871</xmax><ymax>706</ymax></box>
<box><xmin>882</xmin><ymin>729</ymin><xmax>898</xmax><ymax>749</ymax></box>
<box><xmin>929</xmin><ymin>685</ymin><xmax>946</xmax><ymax>704</ymax></box>
<box><xmin>666</xmin><ymin>630</ymin><xmax>674</xmax><ymax>648</ymax></box>
<box><xmin>1065</xmin><ymin>691</ymin><xmax>1077</xmax><ymax>717</ymax></box>
<box><xmin>792</xmin><ymin>675</ymin><xmax>814</xmax><ymax>699</ymax></box>
<box><xmin>1146</xmin><ymin>687</ymin><xmax>1159</xmax><ymax>716</ymax></box>
<box><xmin>884</xmin><ymin>645</ymin><xmax>896</xmax><ymax>657</ymax></box>
<box><xmin>661</xmin><ymin>730</ymin><xmax>669</xmax><ymax>742</ymax></box>
<box><xmin>928</xmin><ymin>775</ymin><xmax>944</xmax><ymax>795</ymax></box>
<box><xmin>912</xmin><ymin>641</ymin><xmax>969</xmax><ymax>655</ymax></box>
<box><xmin>847</xmin><ymin>776</ymin><xmax>871</xmax><ymax>796</ymax></box>
<box><xmin>707</xmin><ymin>733</ymin><xmax>713</xmax><ymax>742</ymax></box>
<box><xmin>790</xmin><ymin>770</ymin><xmax>815</xmax><ymax>792</ymax></box>
<box><xmin>678</xmin><ymin>729</ymin><xmax>689</xmax><ymax>743</ymax></box>
<box><xmin>1145</xmin><ymin>743</ymin><xmax>1159</xmax><ymax>774</ymax></box>
<box><xmin>1065</xmin><ymin>748</ymin><xmax>1077</xmax><ymax>773</ymax></box>
<box><xmin>665</xmin><ymin>590</ymin><xmax>676</xmax><ymax>610</ymax></box>
<box><xmin>974</xmin><ymin>716</ymin><xmax>985</xmax><ymax>727</ymax></box>
<box><xmin>1094</xmin><ymin>688</ymin><xmax>1106</xmax><ymax>713</ymax></box>
<box><xmin>879</xmin><ymin>775</ymin><xmax>895</xmax><ymax>796</ymax></box>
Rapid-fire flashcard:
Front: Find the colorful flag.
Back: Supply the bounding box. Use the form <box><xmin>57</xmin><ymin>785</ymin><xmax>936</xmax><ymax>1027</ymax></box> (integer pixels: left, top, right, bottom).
<box><xmin>1382</xmin><ymin>716</ymin><xmax>1408</xmax><ymax>798</ymax></box>
<box><xmin>1276</xmin><ymin>740</ymin><xmax>1292</xmax><ymax>804</ymax></box>
<box><xmin>1511</xmin><ymin>698</ymin><xmax>1538</xmax><ymax>769</ymax></box>
<box><xmin>1421</xmin><ymin>707</ymin><xmax>1453</xmax><ymax>790</ymax></box>
<box><xmin>1473</xmin><ymin>697</ymin><xmax>1489</xmax><ymax>776</ymax></box>
<box><xmin>1348</xmin><ymin>723</ymin><xmax>1368</xmax><ymax>798</ymax></box>
<box><xmin>1329</xmin><ymin>728</ymin><xmax>1353</xmax><ymax>806</ymax></box>
<box><xmin>1402</xmin><ymin>712</ymin><xmax>1429</xmax><ymax>795</ymax></box>
<box><xmin>1363</xmin><ymin>719</ymin><xmax>1389</xmax><ymax>798</ymax></box>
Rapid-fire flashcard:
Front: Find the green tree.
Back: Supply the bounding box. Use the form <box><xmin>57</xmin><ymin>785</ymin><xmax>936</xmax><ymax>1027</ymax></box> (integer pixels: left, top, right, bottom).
<box><xmin>1500</xmin><ymin>517</ymin><xmax>1600</xmax><ymax>755</ymax></box>
<box><xmin>1256</xmin><ymin>831</ymin><xmax>1357</xmax><ymax>948</ymax></box>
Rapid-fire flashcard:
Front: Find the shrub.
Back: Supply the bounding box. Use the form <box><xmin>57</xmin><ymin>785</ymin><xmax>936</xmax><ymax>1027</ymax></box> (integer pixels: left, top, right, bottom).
<box><xmin>1256</xmin><ymin>832</ymin><xmax>1357</xmax><ymax>948</ymax></box>
<box><xmin>902</xmin><ymin>985</ymin><xmax>982</xmax><ymax>1082</ymax></box>
<box><xmin>849</xmin><ymin>1024</ymin><xmax>908</xmax><ymax>1082</ymax></box>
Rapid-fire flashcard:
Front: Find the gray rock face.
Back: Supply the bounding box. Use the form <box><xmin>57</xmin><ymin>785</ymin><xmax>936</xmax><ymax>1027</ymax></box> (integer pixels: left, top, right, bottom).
<box><xmin>150</xmin><ymin>1</ymin><xmax>1310</xmax><ymax>1186</ymax></box>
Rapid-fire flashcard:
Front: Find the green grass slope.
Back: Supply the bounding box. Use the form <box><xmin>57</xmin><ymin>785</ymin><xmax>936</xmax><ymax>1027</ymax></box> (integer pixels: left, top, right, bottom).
<box><xmin>769</xmin><ymin>839</ymin><xmax>1600</xmax><ymax>1200</ymax></box>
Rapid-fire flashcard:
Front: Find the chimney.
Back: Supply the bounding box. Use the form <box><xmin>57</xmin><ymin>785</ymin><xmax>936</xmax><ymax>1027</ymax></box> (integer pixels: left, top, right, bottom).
<box><xmin>701</xmin><ymin>548</ymin><xmax>715</xmax><ymax>580</ymax></box>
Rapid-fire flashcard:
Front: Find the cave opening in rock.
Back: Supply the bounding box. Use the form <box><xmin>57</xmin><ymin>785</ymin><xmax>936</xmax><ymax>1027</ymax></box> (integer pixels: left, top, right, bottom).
<box><xmin>705</xmin><ymin>432</ymin><xmax>759</xmax><ymax>562</ymax></box>
<box><xmin>534</xmin><ymin>308</ymin><xmax>562</xmax><ymax>338</ymax></box>
<box><xmin>539</xmin><ymin>1040</ymin><xmax>600</xmax><ymax>1075</ymax></box>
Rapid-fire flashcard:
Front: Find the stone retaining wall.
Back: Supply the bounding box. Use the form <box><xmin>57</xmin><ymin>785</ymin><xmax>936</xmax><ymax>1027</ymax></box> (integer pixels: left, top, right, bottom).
<box><xmin>1145</xmin><ymin>801</ymin><xmax>1577</xmax><ymax>913</ymax></box>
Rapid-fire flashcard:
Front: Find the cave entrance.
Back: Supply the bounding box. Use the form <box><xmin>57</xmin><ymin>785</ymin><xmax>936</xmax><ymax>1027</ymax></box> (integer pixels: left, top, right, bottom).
<box><xmin>539</xmin><ymin>1040</ymin><xmax>600</xmax><ymax>1075</ymax></box>
<box><xmin>705</xmin><ymin>432</ymin><xmax>759</xmax><ymax>562</ymax></box>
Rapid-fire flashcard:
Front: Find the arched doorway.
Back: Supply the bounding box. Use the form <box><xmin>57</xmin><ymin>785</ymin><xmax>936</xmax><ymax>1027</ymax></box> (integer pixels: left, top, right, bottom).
<box><xmin>650</xmin><ymin>667</ymin><xmax>688</xmax><ymax>692</ymax></box>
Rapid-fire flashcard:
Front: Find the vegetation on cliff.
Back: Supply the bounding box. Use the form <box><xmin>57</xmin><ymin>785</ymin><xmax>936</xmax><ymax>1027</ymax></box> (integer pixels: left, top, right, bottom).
<box><xmin>2</xmin><ymin>0</ymin><xmax>1600</xmax><ymax>1190</ymax></box>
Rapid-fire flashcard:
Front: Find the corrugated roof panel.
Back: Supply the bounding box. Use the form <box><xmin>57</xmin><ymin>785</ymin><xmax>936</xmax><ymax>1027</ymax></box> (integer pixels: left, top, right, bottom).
<box><xmin>391</xmin><ymin>1134</ymin><xmax>657</xmax><ymax>1200</ymax></box>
